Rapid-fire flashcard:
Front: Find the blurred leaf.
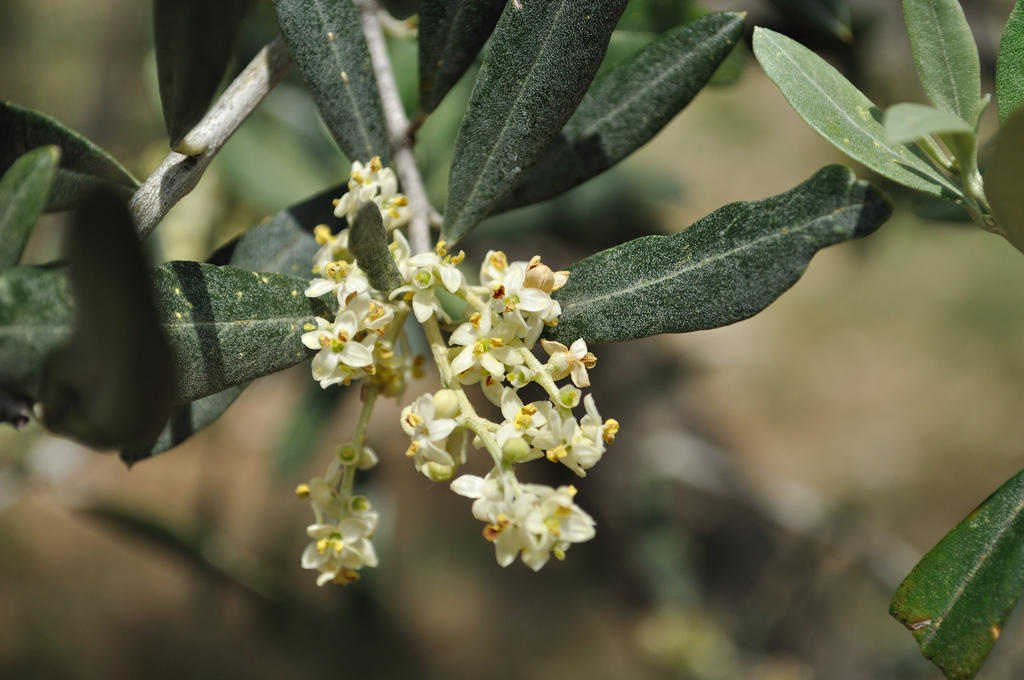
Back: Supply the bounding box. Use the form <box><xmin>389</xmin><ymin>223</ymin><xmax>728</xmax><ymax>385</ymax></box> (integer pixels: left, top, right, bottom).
<box><xmin>40</xmin><ymin>189</ymin><xmax>175</xmax><ymax>449</ymax></box>
<box><xmin>154</xmin><ymin>0</ymin><xmax>256</xmax><ymax>150</ymax></box>
<box><xmin>997</xmin><ymin>0</ymin><xmax>1024</xmax><ymax>124</ymax></box>
<box><xmin>273</xmin><ymin>381</ymin><xmax>345</xmax><ymax>474</ymax></box>
<box><xmin>766</xmin><ymin>0</ymin><xmax>853</xmax><ymax>43</ymax></box>
<box><xmin>616</xmin><ymin>0</ymin><xmax>704</xmax><ymax>33</ymax></box>
<box><xmin>547</xmin><ymin>165</ymin><xmax>891</xmax><ymax>344</ymax></box>
<box><xmin>154</xmin><ymin>262</ymin><xmax>332</xmax><ymax>402</ymax></box>
<box><xmin>80</xmin><ymin>502</ymin><xmax>281</xmax><ymax>601</ymax></box>
<box><xmin>985</xmin><ymin>108</ymin><xmax>1024</xmax><ymax>255</ymax></box>
<box><xmin>0</xmin><ymin>265</ymin><xmax>72</xmax><ymax>407</ymax></box>
<box><xmin>0</xmin><ymin>102</ymin><xmax>138</xmax><ymax>211</ymax></box>
<box><xmin>121</xmin><ymin>386</ymin><xmax>245</xmax><ymax>464</ymax></box>
<box><xmin>753</xmin><ymin>27</ymin><xmax>961</xmax><ymax>199</ymax></box>
<box><xmin>903</xmin><ymin>0</ymin><xmax>982</xmax><ymax>125</ymax></box>
<box><xmin>417</xmin><ymin>0</ymin><xmax>505</xmax><ymax>115</ymax></box>
<box><xmin>128</xmin><ymin>189</ymin><xmax>334</xmax><ymax>464</ymax></box>
<box><xmin>883</xmin><ymin>102</ymin><xmax>974</xmax><ymax>144</ymax></box>
<box><xmin>0</xmin><ymin>146</ymin><xmax>59</xmax><ymax>269</ymax></box>
<box><xmin>379</xmin><ymin>0</ymin><xmax>418</xmax><ymax>20</ymax></box>
<box><xmin>441</xmin><ymin>0</ymin><xmax>629</xmax><ymax>244</ymax></box>
<box><xmin>349</xmin><ymin>201</ymin><xmax>401</xmax><ymax>293</ymax></box>
<box><xmin>890</xmin><ymin>468</ymin><xmax>1024</xmax><ymax>680</ymax></box>
<box><xmin>274</xmin><ymin>0</ymin><xmax>390</xmax><ymax>163</ymax></box>
<box><xmin>500</xmin><ymin>12</ymin><xmax>744</xmax><ymax>212</ymax></box>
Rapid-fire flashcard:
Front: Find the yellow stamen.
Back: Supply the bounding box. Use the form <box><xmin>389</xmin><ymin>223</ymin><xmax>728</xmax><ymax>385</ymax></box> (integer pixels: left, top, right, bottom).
<box><xmin>546</xmin><ymin>445</ymin><xmax>568</xmax><ymax>462</ymax></box>
<box><xmin>369</xmin><ymin>156</ymin><xmax>382</xmax><ymax>172</ymax></box>
<box><xmin>294</xmin><ymin>483</ymin><xmax>310</xmax><ymax>498</ymax></box>
<box><xmin>313</xmin><ymin>224</ymin><xmax>332</xmax><ymax>244</ymax></box>
<box><xmin>602</xmin><ymin>419</ymin><xmax>619</xmax><ymax>444</ymax></box>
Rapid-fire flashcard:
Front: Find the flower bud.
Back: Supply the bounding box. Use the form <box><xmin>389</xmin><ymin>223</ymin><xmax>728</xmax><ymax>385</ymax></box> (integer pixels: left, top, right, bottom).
<box><xmin>502</xmin><ymin>436</ymin><xmax>532</xmax><ymax>463</ymax></box>
<box><xmin>558</xmin><ymin>385</ymin><xmax>581</xmax><ymax>409</ymax></box>
<box><xmin>357</xmin><ymin>446</ymin><xmax>379</xmax><ymax>470</ymax></box>
<box><xmin>433</xmin><ymin>389</ymin><xmax>460</xmax><ymax>419</ymax></box>
<box><xmin>424</xmin><ymin>462</ymin><xmax>454</xmax><ymax>481</ymax></box>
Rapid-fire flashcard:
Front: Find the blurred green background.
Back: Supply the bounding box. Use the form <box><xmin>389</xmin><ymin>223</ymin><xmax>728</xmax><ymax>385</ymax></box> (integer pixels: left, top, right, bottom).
<box><xmin>4</xmin><ymin>0</ymin><xmax>1024</xmax><ymax>678</ymax></box>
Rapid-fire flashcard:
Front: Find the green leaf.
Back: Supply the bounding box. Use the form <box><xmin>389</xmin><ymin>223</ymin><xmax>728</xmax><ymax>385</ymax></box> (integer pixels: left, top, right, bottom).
<box><xmin>155</xmin><ymin>262</ymin><xmax>332</xmax><ymax>402</ymax></box>
<box><xmin>883</xmin><ymin>102</ymin><xmax>974</xmax><ymax>144</ymax></box>
<box><xmin>0</xmin><ymin>146</ymin><xmax>59</xmax><ymax>269</ymax></box>
<box><xmin>121</xmin><ymin>386</ymin><xmax>245</xmax><ymax>464</ymax></box>
<box><xmin>418</xmin><ymin>0</ymin><xmax>506</xmax><ymax>115</ymax></box>
<box><xmin>997</xmin><ymin>0</ymin><xmax>1024</xmax><ymax>123</ymax></box>
<box><xmin>902</xmin><ymin>0</ymin><xmax>983</xmax><ymax>124</ymax></box>
<box><xmin>753</xmin><ymin>27</ymin><xmax>961</xmax><ymax>199</ymax></box>
<box><xmin>500</xmin><ymin>12</ymin><xmax>744</xmax><ymax>212</ymax></box>
<box><xmin>985</xmin><ymin>108</ymin><xmax>1024</xmax><ymax>254</ymax></box>
<box><xmin>546</xmin><ymin>165</ymin><xmax>891</xmax><ymax>344</ymax></box>
<box><xmin>0</xmin><ymin>102</ymin><xmax>138</xmax><ymax>211</ymax></box>
<box><xmin>349</xmin><ymin>201</ymin><xmax>401</xmax><ymax>294</ymax></box>
<box><xmin>766</xmin><ymin>0</ymin><xmax>853</xmax><ymax>43</ymax></box>
<box><xmin>0</xmin><ymin>265</ymin><xmax>73</xmax><ymax>407</ymax></box>
<box><xmin>123</xmin><ymin>189</ymin><xmax>335</xmax><ymax>464</ymax></box>
<box><xmin>154</xmin><ymin>0</ymin><xmax>255</xmax><ymax>150</ymax></box>
<box><xmin>890</xmin><ymin>468</ymin><xmax>1024</xmax><ymax>680</ymax></box>
<box><xmin>40</xmin><ymin>189</ymin><xmax>175</xmax><ymax>449</ymax></box>
<box><xmin>274</xmin><ymin>0</ymin><xmax>390</xmax><ymax>163</ymax></box>
<box><xmin>441</xmin><ymin>0</ymin><xmax>629</xmax><ymax>244</ymax></box>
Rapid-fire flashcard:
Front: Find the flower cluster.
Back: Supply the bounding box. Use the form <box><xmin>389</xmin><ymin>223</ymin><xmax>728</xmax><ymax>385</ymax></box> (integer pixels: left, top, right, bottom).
<box><xmin>396</xmin><ymin>248</ymin><xmax>618</xmax><ymax>570</ymax></box>
<box><xmin>295</xmin><ymin>158</ymin><xmax>618</xmax><ymax>584</ymax></box>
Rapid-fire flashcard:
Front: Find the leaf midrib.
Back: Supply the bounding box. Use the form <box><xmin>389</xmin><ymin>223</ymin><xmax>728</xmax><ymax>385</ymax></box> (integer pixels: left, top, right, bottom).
<box><xmin>916</xmin><ymin>496</ymin><xmax>1024</xmax><ymax>648</ymax></box>
<box><xmin>449</xmin><ymin>0</ymin><xmax>568</xmax><ymax>230</ymax></box>
<box><xmin>576</xmin><ymin>17</ymin><xmax>737</xmax><ymax>141</ymax></box>
<box><xmin>760</xmin><ymin>31</ymin><xmax>958</xmax><ymax>194</ymax></box>
<box><xmin>560</xmin><ymin>197</ymin><xmax>872</xmax><ymax>313</ymax></box>
<box><xmin>918</xmin><ymin>1</ymin><xmax>971</xmax><ymax>120</ymax></box>
<box><xmin>311</xmin><ymin>0</ymin><xmax>375</xmax><ymax>158</ymax></box>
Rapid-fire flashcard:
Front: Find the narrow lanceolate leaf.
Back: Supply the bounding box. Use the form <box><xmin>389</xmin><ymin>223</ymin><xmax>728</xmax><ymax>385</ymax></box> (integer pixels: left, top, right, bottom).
<box><xmin>274</xmin><ymin>0</ymin><xmax>390</xmax><ymax>163</ymax></box>
<box><xmin>120</xmin><ymin>385</ymin><xmax>245</xmax><ymax>465</ymax></box>
<box><xmin>0</xmin><ymin>146</ymin><xmax>59</xmax><ymax>269</ymax></box>
<box><xmin>985</xmin><ymin>108</ymin><xmax>1024</xmax><ymax>255</ymax></box>
<box><xmin>154</xmin><ymin>0</ymin><xmax>255</xmax><ymax>150</ymax></box>
<box><xmin>349</xmin><ymin>202</ymin><xmax>401</xmax><ymax>293</ymax></box>
<box><xmin>766</xmin><ymin>0</ymin><xmax>853</xmax><ymax>43</ymax></box>
<box><xmin>0</xmin><ymin>102</ymin><xmax>138</xmax><ymax>211</ymax></box>
<box><xmin>546</xmin><ymin>165</ymin><xmax>891</xmax><ymax>344</ymax></box>
<box><xmin>40</xmin><ymin>189</ymin><xmax>175</xmax><ymax>449</ymax></box>
<box><xmin>997</xmin><ymin>0</ymin><xmax>1024</xmax><ymax>123</ymax></box>
<box><xmin>124</xmin><ymin>189</ymin><xmax>335</xmax><ymax>464</ymax></box>
<box><xmin>156</xmin><ymin>262</ymin><xmax>332</xmax><ymax>402</ymax></box>
<box><xmin>890</xmin><ymin>468</ymin><xmax>1024</xmax><ymax>680</ymax></box>
<box><xmin>883</xmin><ymin>102</ymin><xmax>974</xmax><ymax>144</ymax></box>
<box><xmin>500</xmin><ymin>12</ymin><xmax>744</xmax><ymax>211</ymax></box>
<box><xmin>753</xmin><ymin>28</ymin><xmax>961</xmax><ymax>200</ymax></box>
<box><xmin>441</xmin><ymin>0</ymin><xmax>629</xmax><ymax>244</ymax></box>
<box><xmin>903</xmin><ymin>0</ymin><xmax>983</xmax><ymax>124</ymax></box>
<box><xmin>418</xmin><ymin>0</ymin><xmax>505</xmax><ymax>115</ymax></box>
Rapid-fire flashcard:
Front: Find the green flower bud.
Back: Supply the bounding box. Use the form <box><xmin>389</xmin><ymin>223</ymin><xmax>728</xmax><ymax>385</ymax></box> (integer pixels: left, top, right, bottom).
<box><xmin>424</xmin><ymin>462</ymin><xmax>454</xmax><ymax>481</ymax></box>
<box><xmin>502</xmin><ymin>436</ymin><xmax>532</xmax><ymax>463</ymax></box>
<box><xmin>433</xmin><ymin>389</ymin><xmax>460</xmax><ymax>419</ymax></box>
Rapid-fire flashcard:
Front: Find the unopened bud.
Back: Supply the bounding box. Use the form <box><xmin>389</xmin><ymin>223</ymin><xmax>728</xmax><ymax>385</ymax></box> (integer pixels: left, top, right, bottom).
<box><xmin>502</xmin><ymin>436</ymin><xmax>532</xmax><ymax>463</ymax></box>
<box><xmin>424</xmin><ymin>462</ymin><xmax>454</xmax><ymax>481</ymax></box>
<box><xmin>357</xmin><ymin>446</ymin><xmax>379</xmax><ymax>470</ymax></box>
<box><xmin>558</xmin><ymin>385</ymin><xmax>581</xmax><ymax>409</ymax></box>
<box><xmin>433</xmin><ymin>389</ymin><xmax>460</xmax><ymax>419</ymax></box>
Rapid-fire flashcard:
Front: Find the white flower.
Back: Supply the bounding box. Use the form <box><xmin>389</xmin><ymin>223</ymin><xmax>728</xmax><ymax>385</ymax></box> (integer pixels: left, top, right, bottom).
<box><xmin>305</xmin><ymin>258</ymin><xmax>371</xmax><ymax>303</ymax></box>
<box><xmin>301</xmin><ymin>310</ymin><xmax>377</xmax><ymax>388</ymax></box>
<box><xmin>531</xmin><ymin>402</ymin><xmax>604</xmax><ymax>477</ymax></box>
<box><xmin>310</xmin><ymin>225</ymin><xmax>351</xmax><ymax>277</ymax></box>
<box><xmin>449</xmin><ymin>311</ymin><xmax>522</xmax><ymax>382</ymax></box>
<box><xmin>401</xmin><ymin>393</ymin><xmax>459</xmax><ymax>472</ymax></box>
<box><xmin>540</xmin><ymin>338</ymin><xmax>596</xmax><ymax>388</ymax></box>
<box><xmin>488</xmin><ymin>260</ymin><xmax>561</xmax><ymax>346</ymax></box>
<box><xmin>494</xmin><ymin>387</ymin><xmax>548</xmax><ymax>456</ymax></box>
<box><xmin>519</xmin><ymin>483</ymin><xmax>595</xmax><ymax>570</ymax></box>
<box><xmin>392</xmin><ymin>250</ymin><xmax>464</xmax><ymax>322</ymax></box>
<box><xmin>301</xmin><ymin>495</ymin><xmax>379</xmax><ymax>586</ymax></box>
<box><xmin>334</xmin><ymin>157</ymin><xmax>411</xmax><ymax>230</ymax></box>
<box><xmin>451</xmin><ymin>470</ymin><xmax>595</xmax><ymax>570</ymax></box>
